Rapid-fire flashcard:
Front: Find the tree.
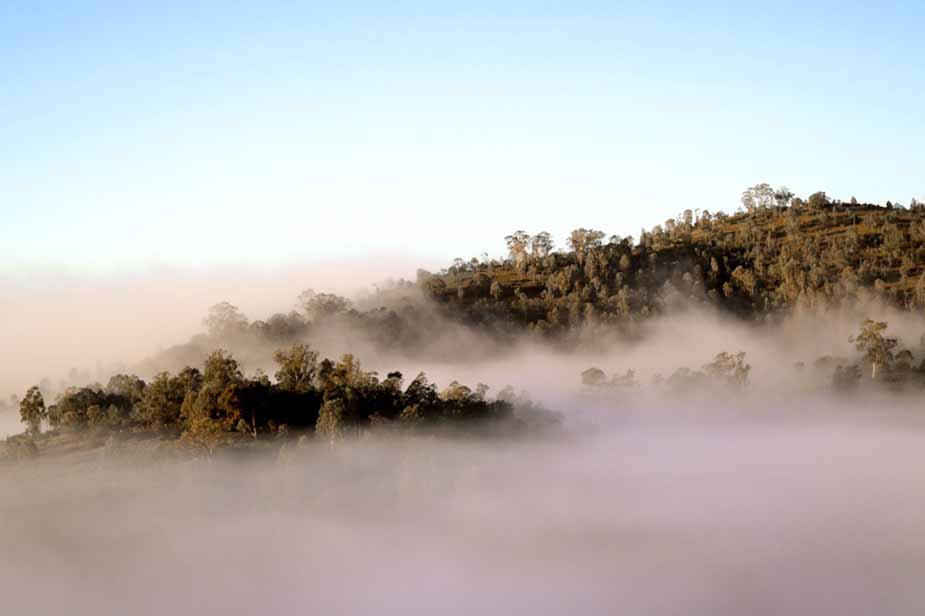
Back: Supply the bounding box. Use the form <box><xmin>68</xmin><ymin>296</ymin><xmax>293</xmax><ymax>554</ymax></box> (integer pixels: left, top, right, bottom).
<box><xmin>273</xmin><ymin>344</ymin><xmax>319</xmax><ymax>393</ymax></box>
<box><xmin>619</xmin><ymin>254</ymin><xmax>632</xmax><ymax>272</ymax></box>
<box><xmin>731</xmin><ymin>266</ymin><xmax>758</xmax><ymax>297</ymax></box>
<box><xmin>581</xmin><ymin>367</ymin><xmax>607</xmax><ymax>386</ymax></box>
<box><xmin>19</xmin><ymin>386</ymin><xmax>46</xmax><ymax>435</ymax></box>
<box><xmin>531</xmin><ymin>232</ymin><xmax>555</xmax><ymax>258</ymax></box>
<box><xmin>489</xmin><ymin>280</ymin><xmax>503</xmax><ymax>301</ymax></box>
<box><xmin>202</xmin><ymin>350</ymin><xmax>243</xmax><ymax>390</ymax></box>
<box><xmin>139</xmin><ymin>372</ymin><xmax>184</xmax><ymax>428</ymax></box>
<box><xmin>741</xmin><ymin>183</ymin><xmax>774</xmax><ymax>212</ymax></box>
<box><xmin>139</xmin><ymin>368</ymin><xmax>200</xmax><ymax>429</ymax></box>
<box><xmin>298</xmin><ymin>290</ymin><xmax>352</xmax><ymax>320</ymax></box>
<box><xmin>851</xmin><ymin>319</ymin><xmax>897</xmax><ymax>379</ymax></box>
<box><xmin>424</xmin><ymin>277</ymin><xmax>447</xmax><ymax>297</ymax></box>
<box><xmin>319</xmin><ymin>354</ymin><xmax>378</xmax><ymax>436</ymax></box>
<box><xmin>774</xmin><ymin>186</ymin><xmax>794</xmax><ymax>209</ymax></box>
<box><xmin>914</xmin><ymin>273</ymin><xmax>925</xmax><ymax>308</ymax></box>
<box><xmin>258</xmin><ymin>311</ymin><xmax>308</xmax><ymax>342</ymax></box>
<box><xmin>441</xmin><ymin>381</ymin><xmax>473</xmax><ymax>403</ymax></box>
<box><xmin>182</xmin><ymin>350</ymin><xmax>245</xmax><ymax>446</ymax></box>
<box><xmin>105</xmin><ymin>374</ymin><xmax>145</xmax><ymax>405</ymax></box>
<box><xmin>505</xmin><ymin>230</ymin><xmax>530</xmax><ymax>269</ymax></box>
<box><xmin>806</xmin><ymin>191</ymin><xmax>830</xmax><ymax>211</ymax></box>
<box><xmin>703</xmin><ymin>352</ymin><xmax>750</xmax><ymax>389</ymax></box>
<box><xmin>567</xmin><ymin>229</ymin><xmax>605</xmax><ymax>264</ymax></box>
<box><xmin>316</xmin><ymin>398</ymin><xmax>346</xmax><ymax>445</ymax></box>
<box><xmin>204</xmin><ymin>302</ymin><xmax>248</xmax><ymax>338</ymax></box>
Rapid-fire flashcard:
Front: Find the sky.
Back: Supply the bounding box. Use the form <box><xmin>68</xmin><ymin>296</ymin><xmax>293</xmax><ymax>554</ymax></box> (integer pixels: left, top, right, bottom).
<box><xmin>2</xmin><ymin>1</ymin><xmax>924</xmax><ymax>276</ymax></box>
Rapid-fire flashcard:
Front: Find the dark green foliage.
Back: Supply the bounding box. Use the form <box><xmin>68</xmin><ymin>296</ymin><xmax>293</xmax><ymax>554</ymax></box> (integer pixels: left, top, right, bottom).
<box><xmin>48</xmin><ymin>382</ymin><xmax>139</xmax><ymax>430</ymax></box>
<box><xmin>27</xmin><ymin>344</ymin><xmax>521</xmax><ymax>450</ymax></box>
<box><xmin>181</xmin><ymin>351</ymin><xmax>247</xmax><ymax>443</ymax></box>
<box><xmin>139</xmin><ymin>369</ymin><xmax>201</xmax><ymax>429</ymax></box>
<box><xmin>273</xmin><ymin>344</ymin><xmax>318</xmax><ymax>393</ymax></box>
<box><xmin>19</xmin><ymin>386</ymin><xmax>45</xmax><ymax>435</ymax></box>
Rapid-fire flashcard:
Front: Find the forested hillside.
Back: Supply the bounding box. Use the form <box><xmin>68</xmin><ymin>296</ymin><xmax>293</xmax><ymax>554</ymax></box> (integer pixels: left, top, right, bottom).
<box><xmin>7</xmin><ymin>186</ymin><xmax>925</xmax><ymax>459</ymax></box>
<box><xmin>422</xmin><ymin>186</ymin><xmax>925</xmax><ymax>335</ymax></box>
<box><xmin>110</xmin><ymin>186</ymin><xmax>925</xmax><ymax>378</ymax></box>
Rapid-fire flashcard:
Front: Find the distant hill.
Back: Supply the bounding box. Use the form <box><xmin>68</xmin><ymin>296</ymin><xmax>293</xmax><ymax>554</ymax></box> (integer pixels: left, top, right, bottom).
<box><xmin>421</xmin><ymin>188</ymin><xmax>925</xmax><ymax>335</ymax></box>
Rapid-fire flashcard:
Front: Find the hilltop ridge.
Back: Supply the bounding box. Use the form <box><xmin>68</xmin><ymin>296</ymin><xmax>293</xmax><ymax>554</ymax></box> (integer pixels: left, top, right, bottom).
<box><xmin>422</xmin><ymin>186</ymin><xmax>925</xmax><ymax>335</ymax></box>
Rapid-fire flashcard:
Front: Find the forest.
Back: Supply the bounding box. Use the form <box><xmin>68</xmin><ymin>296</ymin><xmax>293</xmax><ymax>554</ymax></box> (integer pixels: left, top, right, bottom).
<box><xmin>3</xmin><ymin>343</ymin><xmax>555</xmax><ymax>461</ymax></box>
<box><xmin>4</xmin><ymin>186</ymin><xmax>925</xmax><ymax>461</ymax></box>
<box><xmin>423</xmin><ymin>186</ymin><xmax>925</xmax><ymax>339</ymax></box>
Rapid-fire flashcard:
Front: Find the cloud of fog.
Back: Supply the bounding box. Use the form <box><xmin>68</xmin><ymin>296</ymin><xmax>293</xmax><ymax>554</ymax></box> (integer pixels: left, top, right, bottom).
<box><xmin>5</xmin><ymin>266</ymin><xmax>925</xmax><ymax>614</ymax></box>
<box><xmin>7</xmin><ymin>259</ymin><xmax>925</xmax><ymax>414</ymax></box>
<box><xmin>364</xmin><ymin>304</ymin><xmax>925</xmax><ymax>410</ymax></box>
<box><xmin>0</xmin><ymin>410</ymin><xmax>21</xmax><ymax>440</ymax></box>
<box><xmin>3</xmin><ymin>401</ymin><xmax>925</xmax><ymax>615</ymax></box>
<box><xmin>0</xmin><ymin>257</ymin><xmax>426</xmax><ymax>398</ymax></box>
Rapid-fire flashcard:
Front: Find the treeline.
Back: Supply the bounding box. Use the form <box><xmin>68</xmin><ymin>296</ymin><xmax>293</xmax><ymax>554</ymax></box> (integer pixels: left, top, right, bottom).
<box><xmin>199</xmin><ymin>286</ymin><xmax>434</xmax><ymax>351</ymax></box>
<box><xmin>423</xmin><ymin>187</ymin><xmax>925</xmax><ymax>336</ymax></box>
<box><xmin>15</xmin><ymin>345</ymin><xmax>552</xmax><ymax>452</ymax></box>
<box><xmin>133</xmin><ymin>285</ymin><xmax>507</xmax><ymax>384</ymax></box>
<box><xmin>132</xmin><ymin>185</ymin><xmax>925</xmax><ymax>386</ymax></box>
<box><xmin>582</xmin><ymin>351</ymin><xmax>752</xmax><ymax>394</ymax></box>
<box><xmin>581</xmin><ymin>319</ymin><xmax>925</xmax><ymax>395</ymax></box>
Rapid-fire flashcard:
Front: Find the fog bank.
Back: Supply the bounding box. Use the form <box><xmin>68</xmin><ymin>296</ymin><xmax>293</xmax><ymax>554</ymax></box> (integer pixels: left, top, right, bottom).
<box><xmin>0</xmin><ymin>258</ymin><xmax>424</xmax><ymax>397</ymax></box>
<box><xmin>0</xmin><ymin>410</ymin><xmax>20</xmax><ymax>439</ymax></box>
<box><xmin>3</xmin><ymin>404</ymin><xmax>925</xmax><ymax>615</ymax></box>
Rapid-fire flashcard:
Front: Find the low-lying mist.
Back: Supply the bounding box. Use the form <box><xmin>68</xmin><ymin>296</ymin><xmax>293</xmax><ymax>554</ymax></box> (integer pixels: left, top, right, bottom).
<box><xmin>3</xmin><ymin>398</ymin><xmax>925</xmax><ymax>615</ymax></box>
<box><xmin>5</xmin><ymin>265</ymin><xmax>925</xmax><ymax>613</ymax></box>
<box><xmin>0</xmin><ymin>411</ymin><xmax>21</xmax><ymax>440</ymax></box>
<box><xmin>0</xmin><ymin>259</ymin><xmax>426</xmax><ymax>397</ymax></box>
<box><xmin>6</xmin><ymin>253</ymin><xmax>925</xmax><ymax>409</ymax></box>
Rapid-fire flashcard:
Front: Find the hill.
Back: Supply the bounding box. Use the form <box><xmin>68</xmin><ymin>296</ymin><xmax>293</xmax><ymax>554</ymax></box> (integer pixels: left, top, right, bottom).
<box><xmin>422</xmin><ymin>187</ymin><xmax>925</xmax><ymax>335</ymax></box>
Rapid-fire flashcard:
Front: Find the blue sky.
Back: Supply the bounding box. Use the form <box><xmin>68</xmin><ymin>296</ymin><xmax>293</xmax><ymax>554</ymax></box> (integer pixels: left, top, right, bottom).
<box><xmin>2</xmin><ymin>1</ymin><xmax>923</xmax><ymax>273</ymax></box>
